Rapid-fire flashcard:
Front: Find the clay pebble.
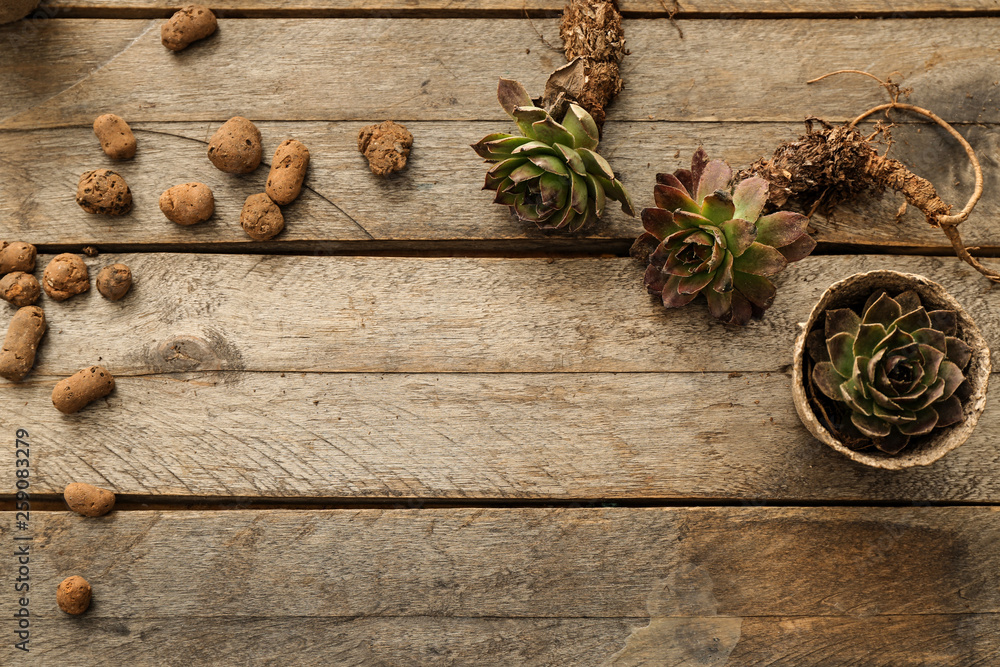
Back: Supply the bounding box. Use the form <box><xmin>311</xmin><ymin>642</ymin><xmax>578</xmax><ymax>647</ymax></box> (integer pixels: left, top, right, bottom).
<box><xmin>240</xmin><ymin>193</ymin><xmax>284</xmax><ymax>240</ymax></box>
<box><xmin>266</xmin><ymin>139</ymin><xmax>310</xmax><ymax>205</ymax></box>
<box><xmin>0</xmin><ymin>306</ymin><xmax>46</xmax><ymax>382</ymax></box>
<box><xmin>358</xmin><ymin>121</ymin><xmax>413</xmax><ymax>176</ymax></box>
<box><xmin>57</xmin><ymin>576</ymin><xmax>91</xmax><ymax>615</ymax></box>
<box><xmin>96</xmin><ymin>264</ymin><xmax>132</xmax><ymax>301</ymax></box>
<box><xmin>92</xmin><ymin>114</ymin><xmax>136</xmax><ymax>160</ymax></box>
<box><xmin>64</xmin><ymin>482</ymin><xmax>116</xmax><ymax>517</ymax></box>
<box><xmin>0</xmin><ymin>241</ymin><xmax>36</xmax><ymax>275</ymax></box>
<box><xmin>52</xmin><ymin>365</ymin><xmax>115</xmax><ymax>414</ymax></box>
<box><xmin>76</xmin><ymin>169</ymin><xmax>132</xmax><ymax>216</ymax></box>
<box><xmin>0</xmin><ymin>272</ymin><xmax>41</xmax><ymax>307</ymax></box>
<box><xmin>43</xmin><ymin>253</ymin><xmax>89</xmax><ymax>301</ymax></box>
<box><xmin>161</xmin><ymin>4</ymin><xmax>217</xmax><ymax>51</ymax></box>
<box><xmin>208</xmin><ymin>117</ymin><xmax>262</xmax><ymax>174</ymax></box>
<box><xmin>159</xmin><ymin>182</ymin><xmax>214</xmax><ymax>225</ymax></box>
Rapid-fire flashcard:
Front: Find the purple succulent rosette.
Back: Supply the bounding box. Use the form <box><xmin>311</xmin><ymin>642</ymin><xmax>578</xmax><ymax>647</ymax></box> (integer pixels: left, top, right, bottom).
<box><xmin>631</xmin><ymin>148</ymin><xmax>816</xmax><ymax>325</ymax></box>
<box><xmin>808</xmin><ymin>289</ymin><xmax>972</xmax><ymax>455</ymax></box>
<box><xmin>472</xmin><ymin>78</ymin><xmax>634</xmax><ymax>232</ymax></box>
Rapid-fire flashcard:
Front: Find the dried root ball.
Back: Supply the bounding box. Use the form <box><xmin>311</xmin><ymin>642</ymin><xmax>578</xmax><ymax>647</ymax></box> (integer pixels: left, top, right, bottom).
<box><xmin>43</xmin><ymin>253</ymin><xmax>89</xmax><ymax>301</ymax></box>
<box><xmin>76</xmin><ymin>169</ymin><xmax>132</xmax><ymax>216</ymax></box>
<box><xmin>92</xmin><ymin>114</ymin><xmax>137</xmax><ymax>160</ymax></box>
<box><xmin>0</xmin><ymin>306</ymin><xmax>46</xmax><ymax>382</ymax></box>
<box><xmin>208</xmin><ymin>117</ymin><xmax>262</xmax><ymax>174</ymax></box>
<box><xmin>0</xmin><ymin>272</ymin><xmax>41</xmax><ymax>307</ymax></box>
<box><xmin>266</xmin><ymin>139</ymin><xmax>310</xmax><ymax>205</ymax></box>
<box><xmin>358</xmin><ymin>121</ymin><xmax>413</xmax><ymax>176</ymax></box>
<box><xmin>96</xmin><ymin>264</ymin><xmax>132</xmax><ymax>301</ymax></box>
<box><xmin>159</xmin><ymin>182</ymin><xmax>214</xmax><ymax>226</ymax></box>
<box><xmin>63</xmin><ymin>482</ymin><xmax>116</xmax><ymax>517</ymax></box>
<box><xmin>57</xmin><ymin>576</ymin><xmax>91</xmax><ymax>615</ymax></box>
<box><xmin>161</xmin><ymin>4</ymin><xmax>217</xmax><ymax>51</ymax></box>
<box><xmin>0</xmin><ymin>241</ymin><xmax>36</xmax><ymax>275</ymax></box>
<box><xmin>240</xmin><ymin>193</ymin><xmax>284</xmax><ymax>241</ymax></box>
<box><xmin>52</xmin><ymin>366</ymin><xmax>115</xmax><ymax>415</ymax></box>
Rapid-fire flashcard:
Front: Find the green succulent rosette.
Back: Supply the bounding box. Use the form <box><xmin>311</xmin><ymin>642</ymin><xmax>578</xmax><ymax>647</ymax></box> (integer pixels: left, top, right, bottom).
<box><xmin>631</xmin><ymin>148</ymin><xmax>816</xmax><ymax>325</ymax></box>
<box><xmin>808</xmin><ymin>289</ymin><xmax>972</xmax><ymax>455</ymax></box>
<box><xmin>472</xmin><ymin>78</ymin><xmax>634</xmax><ymax>232</ymax></box>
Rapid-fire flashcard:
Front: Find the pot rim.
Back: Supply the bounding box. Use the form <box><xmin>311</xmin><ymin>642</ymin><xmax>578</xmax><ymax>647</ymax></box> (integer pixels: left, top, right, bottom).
<box><xmin>792</xmin><ymin>270</ymin><xmax>991</xmax><ymax>469</ymax></box>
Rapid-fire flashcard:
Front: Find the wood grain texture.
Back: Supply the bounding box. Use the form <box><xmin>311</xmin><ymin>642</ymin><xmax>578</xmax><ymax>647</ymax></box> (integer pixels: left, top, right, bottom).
<box><xmin>35</xmin><ymin>0</ymin><xmax>1000</xmax><ymax>18</ymax></box>
<box><xmin>1</xmin><ymin>254</ymin><xmax>996</xmax><ymax>376</ymax></box>
<box><xmin>2</xmin><ymin>508</ymin><xmax>999</xmax><ymax>663</ymax></box>
<box><xmin>1</xmin><ymin>120</ymin><xmax>994</xmax><ymax>249</ymax></box>
<box><xmin>19</xmin><ymin>614</ymin><xmax>1000</xmax><ymax>666</ymax></box>
<box><xmin>3</xmin><ymin>19</ymin><xmax>999</xmax><ymax>128</ymax></box>
<box><xmin>6</xmin><ymin>367</ymin><xmax>1000</xmax><ymax>500</ymax></box>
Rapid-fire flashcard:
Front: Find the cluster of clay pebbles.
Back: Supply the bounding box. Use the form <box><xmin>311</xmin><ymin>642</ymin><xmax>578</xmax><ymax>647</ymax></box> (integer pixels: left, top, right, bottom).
<box><xmin>0</xmin><ymin>243</ymin><xmax>124</xmax><ymax>413</ymax></box>
<box><xmin>81</xmin><ymin>110</ymin><xmax>312</xmax><ymax>241</ymax></box>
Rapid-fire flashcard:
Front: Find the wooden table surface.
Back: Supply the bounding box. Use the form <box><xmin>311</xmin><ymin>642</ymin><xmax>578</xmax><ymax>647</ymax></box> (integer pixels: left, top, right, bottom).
<box><xmin>2</xmin><ymin>1</ymin><xmax>999</xmax><ymax>664</ymax></box>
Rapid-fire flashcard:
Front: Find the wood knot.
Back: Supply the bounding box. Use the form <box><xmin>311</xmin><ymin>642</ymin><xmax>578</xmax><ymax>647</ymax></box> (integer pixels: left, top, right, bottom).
<box><xmin>152</xmin><ymin>334</ymin><xmax>243</xmax><ymax>372</ymax></box>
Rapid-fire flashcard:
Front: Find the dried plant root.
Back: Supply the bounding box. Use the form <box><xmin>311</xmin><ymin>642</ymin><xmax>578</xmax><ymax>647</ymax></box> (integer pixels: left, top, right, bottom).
<box><xmin>743</xmin><ymin>70</ymin><xmax>994</xmax><ymax>282</ymax></box>
<box><xmin>558</xmin><ymin>0</ymin><xmax>626</xmax><ymax>127</ymax></box>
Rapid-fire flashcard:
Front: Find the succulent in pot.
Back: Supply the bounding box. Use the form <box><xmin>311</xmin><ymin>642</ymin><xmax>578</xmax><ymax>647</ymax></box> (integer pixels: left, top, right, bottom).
<box><xmin>793</xmin><ymin>270</ymin><xmax>990</xmax><ymax>469</ymax></box>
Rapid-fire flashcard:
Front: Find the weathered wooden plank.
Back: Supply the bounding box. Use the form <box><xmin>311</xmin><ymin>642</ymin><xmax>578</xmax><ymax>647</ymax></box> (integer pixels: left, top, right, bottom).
<box><xmin>3</xmin><ymin>509</ymin><xmax>999</xmax><ymax>627</ymax></box>
<box><xmin>35</xmin><ymin>0</ymin><xmax>1000</xmax><ymax>19</ymax></box>
<box><xmin>16</xmin><ymin>614</ymin><xmax>1000</xmax><ymax>665</ymax></box>
<box><xmin>2</xmin><ymin>254</ymin><xmax>996</xmax><ymax>376</ymax></box>
<box><xmin>3</xmin><ymin>19</ymin><xmax>998</xmax><ymax>128</ymax></box>
<box><xmin>1</xmin><ymin>120</ymin><xmax>993</xmax><ymax>249</ymax></box>
<box><xmin>6</xmin><ymin>367</ymin><xmax>1000</xmax><ymax>500</ymax></box>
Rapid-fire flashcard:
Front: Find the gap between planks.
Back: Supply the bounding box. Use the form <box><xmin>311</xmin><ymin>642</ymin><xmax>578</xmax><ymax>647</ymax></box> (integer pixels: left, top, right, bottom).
<box><xmin>33</xmin><ymin>0</ymin><xmax>1000</xmax><ymax>20</ymax></box>
<box><xmin>7</xmin><ymin>494</ymin><xmax>1000</xmax><ymax>513</ymax></box>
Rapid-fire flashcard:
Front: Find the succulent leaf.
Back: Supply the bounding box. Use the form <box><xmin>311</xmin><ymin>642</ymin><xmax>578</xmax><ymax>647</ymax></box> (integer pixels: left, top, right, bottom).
<box><xmin>702</xmin><ymin>192</ymin><xmax>736</xmax><ymax>225</ymax></box>
<box><xmin>531</xmin><ymin>117</ymin><xmax>577</xmax><ymax>148</ymax></box>
<box><xmin>732</xmin><ymin>177</ymin><xmax>769</xmax><ymax>223</ymax></box>
<box><xmin>695</xmin><ymin>160</ymin><xmax>732</xmax><ymax>204</ymax></box>
<box><xmin>561</xmin><ymin>104</ymin><xmax>600</xmax><ymax>150</ymax></box>
<box><xmin>731</xmin><ymin>242</ymin><xmax>787</xmax><ymax>276</ymax></box>
<box><xmin>498</xmin><ymin>78</ymin><xmax>534</xmax><ymax>116</ymax></box>
<box><xmin>755</xmin><ymin>211</ymin><xmax>809</xmax><ymax>248</ymax></box>
<box><xmin>719</xmin><ymin>218</ymin><xmax>756</xmax><ymax>256</ymax></box>
<box><xmin>554</xmin><ymin>143</ymin><xmax>588</xmax><ymax>176</ymax></box>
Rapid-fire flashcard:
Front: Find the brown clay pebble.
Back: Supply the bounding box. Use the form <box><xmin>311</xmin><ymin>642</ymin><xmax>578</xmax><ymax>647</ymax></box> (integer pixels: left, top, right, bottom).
<box><xmin>208</xmin><ymin>117</ymin><xmax>262</xmax><ymax>174</ymax></box>
<box><xmin>76</xmin><ymin>169</ymin><xmax>132</xmax><ymax>216</ymax></box>
<box><xmin>159</xmin><ymin>182</ymin><xmax>214</xmax><ymax>226</ymax></box>
<box><xmin>57</xmin><ymin>576</ymin><xmax>91</xmax><ymax>615</ymax></box>
<box><xmin>240</xmin><ymin>193</ymin><xmax>285</xmax><ymax>240</ymax></box>
<box><xmin>266</xmin><ymin>139</ymin><xmax>311</xmax><ymax>205</ymax></box>
<box><xmin>43</xmin><ymin>253</ymin><xmax>89</xmax><ymax>301</ymax></box>
<box><xmin>63</xmin><ymin>482</ymin><xmax>116</xmax><ymax>517</ymax></box>
<box><xmin>52</xmin><ymin>365</ymin><xmax>115</xmax><ymax>414</ymax></box>
<box><xmin>358</xmin><ymin>121</ymin><xmax>413</xmax><ymax>176</ymax></box>
<box><xmin>96</xmin><ymin>264</ymin><xmax>132</xmax><ymax>301</ymax></box>
<box><xmin>0</xmin><ymin>241</ymin><xmax>36</xmax><ymax>275</ymax></box>
<box><xmin>0</xmin><ymin>306</ymin><xmax>46</xmax><ymax>382</ymax></box>
<box><xmin>92</xmin><ymin>114</ymin><xmax>137</xmax><ymax>159</ymax></box>
<box><xmin>0</xmin><ymin>272</ymin><xmax>41</xmax><ymax>307</ymax></box>
<box><xmin>161</xmin><ymin>4</ymin><xmax>217</xmax><ymax>51</ymax></box>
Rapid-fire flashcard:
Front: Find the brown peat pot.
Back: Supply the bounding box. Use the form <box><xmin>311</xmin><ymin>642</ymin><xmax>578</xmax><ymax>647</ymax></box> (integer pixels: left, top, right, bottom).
<box><xmin>0</xmin><ymin>0</ymin><xmax>39</xmax><ymax>24</ymax></box>
<box><xmin>792</xmin><ymin>270</ymin><xmax>990</xmax><ymax>469</ymax></box>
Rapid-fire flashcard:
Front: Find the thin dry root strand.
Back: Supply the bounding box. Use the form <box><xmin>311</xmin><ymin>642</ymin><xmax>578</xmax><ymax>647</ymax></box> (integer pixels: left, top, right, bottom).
<box><xmin>804</xmin><ymin>70</ymin><xmax>995</xmax><ymax>282</ymax></box>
